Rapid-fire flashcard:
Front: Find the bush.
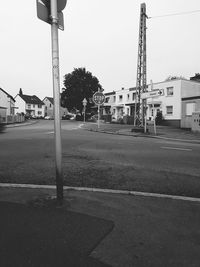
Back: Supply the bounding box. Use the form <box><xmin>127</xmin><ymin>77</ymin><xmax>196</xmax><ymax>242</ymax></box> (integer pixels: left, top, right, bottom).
<box><xmin>0</xmin><ymin>123</ymin><xmax>6</xmax><ymax>133</ymax></box>
<box><xmin>155</xmin><ymin>111</ymin><xmax>164</xmax><ymax>125</ymax></box>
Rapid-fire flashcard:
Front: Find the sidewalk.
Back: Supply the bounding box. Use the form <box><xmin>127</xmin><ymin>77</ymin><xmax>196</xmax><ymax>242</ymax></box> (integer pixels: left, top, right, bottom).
<box><xmin>81</xmin><ymin>122</ymin><xmax>200</xmax><ymax>143</ymax></box>
<box><xmin>5</xmin><ymin>119</ymin><xmax>38</xmax><ymax>128</ymax></box>
<box><xmin>0</xmin><ymin>186</ymin><xmax>200</xmax><ymax>267</ymax></box>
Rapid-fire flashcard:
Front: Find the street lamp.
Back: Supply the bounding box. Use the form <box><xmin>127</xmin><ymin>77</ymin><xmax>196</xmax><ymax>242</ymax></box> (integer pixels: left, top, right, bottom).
<box><xmin>82</xmin><ymin>98</ymin><xmax>87</xmax><ymax>123</ymax></box>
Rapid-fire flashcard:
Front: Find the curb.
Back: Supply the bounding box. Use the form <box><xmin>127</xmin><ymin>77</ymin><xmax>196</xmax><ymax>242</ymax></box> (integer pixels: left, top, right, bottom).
<box><xmin>83</xmin><ymin>127</ymin><xmax>200</xmax><ymax>144</ymax></box>
<box><xmin>1</xmin><ymin>183</ymin><xmax>200</xmax><ymax>203</ymax></box>
<box><xmin>6</xmin><ymin>120</ymin><xmax>38</xmax><ymax>128</ymax></box>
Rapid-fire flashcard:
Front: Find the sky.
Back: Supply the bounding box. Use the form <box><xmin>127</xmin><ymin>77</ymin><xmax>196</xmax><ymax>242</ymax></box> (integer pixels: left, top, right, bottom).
<box><xmin>0</xmin><ymin>0</ymin><xmax>200</xmax><ymax>100</ymax></box>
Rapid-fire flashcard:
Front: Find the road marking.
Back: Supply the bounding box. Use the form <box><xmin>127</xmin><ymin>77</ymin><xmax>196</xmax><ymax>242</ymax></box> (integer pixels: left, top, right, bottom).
<box><xmin>1</xmin><ymin>183</ymin><xmax>200</xmax><ymax>203</ymax></box>
<box><xmin>161</xmin><ymin>146</ymin><xmax>192</xmax><ymax>151</ymax></box>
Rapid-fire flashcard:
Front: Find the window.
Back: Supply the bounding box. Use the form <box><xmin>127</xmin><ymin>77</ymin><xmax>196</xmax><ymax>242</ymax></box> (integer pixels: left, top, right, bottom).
<box><xmin>113</xmin><ymin>96</ymin><xmax>116</xmax><ymax>102</ymax></box>
<box><xmin>38</xmin><ymin>104</ymin><xmax>42</xmax><ymax>108</ymax></box>
<box><xmin>38</xmin><ymin>111</ymin><xmax>42</xmax><ymax>115</ymax></box>
<box><xmin>132</xmin><ymin>93</ymin><xmax>136</xmax><ymax>100</ymax></box>
<box><xmin>127</xmin><ymin>94</ymin><xmax>130</xmax><ymax>101</ymax></box>
<box><xmin>119</xmin><ymin>95</ymin><xmax>123</xmax><ymax>102</ymax></box>
<box><xmin>186</xmin><ymin>103</ymin><xmax>195</xmax><ymax>116</ymax></box>
<box><xmin>50</xmin><ymin>103</ymin><xmax>52</xmax><ymax>107</ymax></box>
<box><xmin>27</xmin><ymin>104</ymin><xmax>31</xmax><ymax>109</ymax></box>
<box><xmin>166</xmin><ymin>106</ymin><xmax>173</xmax><ymax>115</ymax></box>
<box><xmin>105</xmin><ymin>97</ymin><xmax>110</xmax><ymax>103</ymax></box>
<box><xmin>167</xmin><ymin>87</ymin><xmax>174</xmax><ymax>96</ymax></box>
<box><xmin>33</xmin><ymin>104</ymin><xmax>35</xmax><ymax>108</ymax></box>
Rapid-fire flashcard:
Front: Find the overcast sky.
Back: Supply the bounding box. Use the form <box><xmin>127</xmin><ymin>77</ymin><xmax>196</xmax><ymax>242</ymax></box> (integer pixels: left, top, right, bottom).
<box><xmin>0</xmin><ymin>0</ymin><xmax>200</xmax><ymax>100</ymax></box>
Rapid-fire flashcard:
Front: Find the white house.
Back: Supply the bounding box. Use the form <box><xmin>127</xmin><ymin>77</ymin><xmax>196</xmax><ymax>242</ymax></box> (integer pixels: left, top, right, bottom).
<box><xmin>0</xmin><ymin>88</ymin><xmax>16</xmax><ymax>123</ymax></box>
<box><xmin>104</xmin><ymin>88</ymin><xmax>137</xmax><ymax>120</ymax></box>
<box><xmin>15</xmin><ymin>91</ymin><xmax>45</xmax><ymax>118</ymax></box>
<box><xmin>103</xmin><ymin>77</ymin><xmax>200</xmax><ymax>128</ymax></box>
<box><xmin>43</xmin><ymin>96</ymin><xmax>68</xmax><ymax>118</ymax></box>
<box><xmin>146</xmin><ymin>78</ymin><xmax>200</xmax><ymax>128</ymax></box>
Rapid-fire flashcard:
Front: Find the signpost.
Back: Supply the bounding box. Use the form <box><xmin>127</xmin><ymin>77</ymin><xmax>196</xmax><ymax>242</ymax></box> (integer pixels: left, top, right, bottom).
<box><xmin>141</xmin><ymin>84</ymin><xmax>164</xmax><ymax>135</ymax></box>
<box><xmin>93</xmin><ymin>91</ymin><xmax>105</xmax><ymax>129</ymax></box>
<box><xmin>141</xmin><ymin>89</ymin><xmax>164</xmax><ymax>99</ymax></box>
<box><xmin>36</xmin><ymin>0</ymin><xmax>67</xmax><ymax>205</ymax></box>
<box><xmin>36</xmin><ymin>0</ymin><xmax>66</xmax><ymax>30</ymax></box>
<box><xmin>82</xmin><ymin>98</ymin><xmax>87</xmax><ymax>123</ymax></box>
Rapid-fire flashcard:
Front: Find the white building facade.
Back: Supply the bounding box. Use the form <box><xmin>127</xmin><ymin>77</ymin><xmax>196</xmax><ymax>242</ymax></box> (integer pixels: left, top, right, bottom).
<box><xmin>0</xmin><ymin>88</ymin><xmax>16</xmax><ymax>123</ymax></box>
<box><xmin>15</xmin><ymin>94</ymin><xmax>45</xmax><ymax>118</ymax></box>
<box><xmin>43</xmin><ymin>96</ymin><xmax>68</xmax><ymax>118</ymax></box>
<box><xmin>103</xmin><ymin>78</ymin><xmax>200</xmax><ymax>128</ymax></box>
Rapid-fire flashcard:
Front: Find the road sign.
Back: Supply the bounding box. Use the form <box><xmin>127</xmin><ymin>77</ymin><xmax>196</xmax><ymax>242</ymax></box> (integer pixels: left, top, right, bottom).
<box><xmin>36</xmin><ymin>0</ymin><xmax>65</xmax><ymax>30</ymax></box>
<box><xmin>93</xmin><ymin>92</ymin><xmax>105</xmax><ymax>105</ymax></box>
<box><xmin>141</xmin><ymin>89</ymin><xmax>164</xmax><ymax>99</ymax></box>
<box><xmin>82</xmin><ymin>98</ymin><xmax>87</xmax><ymax>106</ymax></box>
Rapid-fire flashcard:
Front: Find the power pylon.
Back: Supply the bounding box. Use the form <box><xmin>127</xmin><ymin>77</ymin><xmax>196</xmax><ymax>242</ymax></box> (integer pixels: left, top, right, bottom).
<box><xmin>134</xmin><ymin>3</ymin><xmax>148</xmax><ymax>127</ymax></box>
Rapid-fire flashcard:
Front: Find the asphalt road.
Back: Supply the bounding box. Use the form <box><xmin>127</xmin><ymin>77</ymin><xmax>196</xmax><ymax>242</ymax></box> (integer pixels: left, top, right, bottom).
<box><xmin>1</xmin><ymin>120</ymin><xmax>200</xmax><ymax>197</ymax></box>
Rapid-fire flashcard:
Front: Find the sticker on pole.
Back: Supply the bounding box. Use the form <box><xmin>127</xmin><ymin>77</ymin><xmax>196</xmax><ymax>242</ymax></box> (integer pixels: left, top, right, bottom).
<box><xmin>93</xmin><ymin>92</ymin><xmax>105</xmax><ymax>105</ymax></box>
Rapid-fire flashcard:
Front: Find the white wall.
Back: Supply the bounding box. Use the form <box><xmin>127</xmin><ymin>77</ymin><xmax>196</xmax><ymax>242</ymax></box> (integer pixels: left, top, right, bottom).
<box><xmin>146</xmin><ymin>80</ymin><xmax>182</xmax><ymax>120</ymax></box>
<box><xmin>0</xmin><ymin>90</ymin><xmax>8</xmax><ymax>110</ymax></box>
<box><xmin>181</xmin><ymin>80</ymin><xmax>200</xmax><ymax>98</ymax></box>
<box><xmin>14</xmin><ymin>95</ymin><xmax>26</xmax><ymax>114</ymax></box>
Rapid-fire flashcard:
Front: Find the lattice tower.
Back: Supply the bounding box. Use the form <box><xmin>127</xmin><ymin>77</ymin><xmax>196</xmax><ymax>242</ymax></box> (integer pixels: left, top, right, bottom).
<box><xmin>134</xmin><ymin>3</ymin><xmax>148</xmax><ymax>126</ymax></box>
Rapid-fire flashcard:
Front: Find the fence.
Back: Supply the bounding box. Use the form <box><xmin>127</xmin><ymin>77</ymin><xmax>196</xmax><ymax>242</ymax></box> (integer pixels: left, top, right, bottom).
<box><xmin>0</xmin><ymin>114</ymin><xmax>25</xmax><ymax>124</ymax></box>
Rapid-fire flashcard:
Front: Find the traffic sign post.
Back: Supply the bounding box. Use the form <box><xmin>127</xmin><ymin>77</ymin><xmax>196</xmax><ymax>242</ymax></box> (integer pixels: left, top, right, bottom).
<box><xmin>50</xmin><ymin>0</ymin><xmax>63</xmax><ymax>204</ymax></box>
<box><xmin>36</xmin><ymin>0</ymin><xmax>66</xmax><ymax>30</ymax></box>
<box><xmin>36</xmin><ymin>0</ymin><xmax>67</xmax><ymax>205</ymax></box>
<box><xmin>141</xmin><ymin>89</ymin><xmax>164</xmax><ymax>99</ymax></box>
<box><xmin>82</xmin><ymin>98</ymin><xmax>87</xmax><ymax>123</ymax></box>
<box><xmin>93</xmin><ymin>92</ymin><xmax>105</xmax><ymax>129</ymax></box>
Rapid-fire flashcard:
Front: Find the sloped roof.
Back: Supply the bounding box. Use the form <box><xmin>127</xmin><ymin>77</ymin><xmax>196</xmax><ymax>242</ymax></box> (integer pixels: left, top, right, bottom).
<box><xmin>19</xmin><ymin>94</ymin><xmax>44</xmax><ymax>105</ymax></box>
<box><xmin>45</xmin><ymin>97</ymin><xmax>54</xmax><ymax>104</ymax></box>
<box><xmin>0</xmin><ymin>88</ymin><xmax>15</xmax><ymax>102</ymax></box>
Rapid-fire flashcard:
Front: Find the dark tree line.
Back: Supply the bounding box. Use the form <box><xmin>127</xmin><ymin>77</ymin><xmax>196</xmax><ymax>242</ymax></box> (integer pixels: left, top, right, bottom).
<box><xmin>61</xmin><ymin>67</ymin><xmax>103</xmax><ymax>115</ymax></box>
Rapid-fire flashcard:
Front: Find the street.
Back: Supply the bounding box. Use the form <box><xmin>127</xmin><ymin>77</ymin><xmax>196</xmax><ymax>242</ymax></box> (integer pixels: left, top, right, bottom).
<box><xmin>0</xmin><ymin>120</ymin><xmax>200</xmax><ymax>197</ymax></box>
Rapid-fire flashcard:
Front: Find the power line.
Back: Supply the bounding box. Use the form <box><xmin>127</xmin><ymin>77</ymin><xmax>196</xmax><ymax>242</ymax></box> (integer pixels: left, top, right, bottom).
<box><xmin>148</xmin><ymin>9</ymin><xmax>200</xmax><ymax>19</ymax></box>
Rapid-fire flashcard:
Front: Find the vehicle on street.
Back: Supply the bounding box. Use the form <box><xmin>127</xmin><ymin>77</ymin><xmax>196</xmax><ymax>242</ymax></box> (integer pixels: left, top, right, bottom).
<box><xmin>44</xmin><ymin>116</ymin><xmax>53</xmax><ymax>120</ymax></box>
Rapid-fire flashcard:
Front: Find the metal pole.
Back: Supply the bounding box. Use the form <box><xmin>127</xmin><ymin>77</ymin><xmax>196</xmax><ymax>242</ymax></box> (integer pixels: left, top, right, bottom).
<box><xmin>84</xmin><ymin>106</ymin><xmax>86</xmax><ymax>123</ymax></box>
<box><xmin>50</xmin><ymin>0</ymin><xmax>63</xmax><ymax>204</ymax></box>
<box><xmin>97</xmin><ymin>104</ymin><xmax>100</xmax><ymax>129</ymax></box>
<box><xmin>153</xmin><ymin>101</ymin><xmax>157</xmax><ymax>135</ymax></box>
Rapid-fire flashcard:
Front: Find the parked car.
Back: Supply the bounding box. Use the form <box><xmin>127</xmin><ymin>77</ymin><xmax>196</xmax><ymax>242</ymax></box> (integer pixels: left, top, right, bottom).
<box><xmin>44</xmin><ymin>116</ymin><xmax>53</xmax><ymax>120</ymax></box>
<box><xmin>62</xmin><ymin>114</ymin><xmax>76</xmax><ymax>120</ymax></box>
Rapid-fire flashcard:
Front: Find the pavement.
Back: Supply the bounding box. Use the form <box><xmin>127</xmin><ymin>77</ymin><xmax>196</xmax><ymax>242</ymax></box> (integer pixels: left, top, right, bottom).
<box><xmin>81</xmin><ymin>121</ymin><xmax>200</xmax><ymax>143</ymax></box>
<box><xmin>1</xmin><ymin>120</ymin><xmax>200</xmax><ymax>266</ymax></box>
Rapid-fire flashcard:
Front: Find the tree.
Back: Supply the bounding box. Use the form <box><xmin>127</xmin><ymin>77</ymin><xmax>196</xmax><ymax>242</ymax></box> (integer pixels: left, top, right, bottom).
<box><xmin>61</xmin><ymin>67</ymin><xmax>103</xmax><ymax>114</ymax></box>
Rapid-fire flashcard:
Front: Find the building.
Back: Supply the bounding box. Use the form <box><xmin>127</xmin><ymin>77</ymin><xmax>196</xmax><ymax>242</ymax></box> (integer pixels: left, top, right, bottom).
<box><xmin>0</xmin><ymin>88</ymin><xmax>16</xmax><ymax>123</ymax></box>
<box><xmin>103</xmin><ymin>78</ymin><xmax>200</xmax><ymax>128</ymax></box>
<box><xmin>146</xmin><ymin>78</ymin><xmax>200</xmax><ymax>128</ymax></box>
<box><xmin>43</xmin><ymin>96</ymin><xmax>68</xmax><ymax>118</ymax></box>
<box><xmin>103</xmin><ymin>88</ymin><xmax>137</xmax><ymax>121</ymax></box>
<box><xmin>15</xmin><ymin>90</ymin><xmax>45</xmax><ymax>118</ymax></box>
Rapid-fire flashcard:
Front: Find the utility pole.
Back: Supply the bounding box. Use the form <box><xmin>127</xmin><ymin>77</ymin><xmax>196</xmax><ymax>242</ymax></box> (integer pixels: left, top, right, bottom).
<box><xmin>50</xmin><ymin>0</ymin><xmax>63</xmax><ymax>204</ymax></box>
<box><xmin>134</xmin><ymin>3</ymin><xmax>148</xmax><ymax>129</ymax></box>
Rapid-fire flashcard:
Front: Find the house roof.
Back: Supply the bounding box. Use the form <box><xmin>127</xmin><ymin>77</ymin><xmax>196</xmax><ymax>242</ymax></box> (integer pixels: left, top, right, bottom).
<box><xmin>0</xmin><ymin>88</ymin><xmax>15</xmax><ymax>102</ymax></box>
<box><xmin>19</xmin><ymin>94</ymin><xmax>44</xmax><ymax>105</ymax></box>
<box><xmin>44</xmin><ymin>97</ymin><xmax>54</xmax><ymax>104</ymax></box>
<box><xmin>105</xmin><ymin>91</ymin><xmax>116</xmax><ymax>96</ymax></box>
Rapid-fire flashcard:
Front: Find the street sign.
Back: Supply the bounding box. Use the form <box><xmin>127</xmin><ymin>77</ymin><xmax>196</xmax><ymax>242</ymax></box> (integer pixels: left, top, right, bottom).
<box><xmin>93</xmin><ymin>92</ymin><xmax>105</xmax><ymax>105</ymax></box>
<box><xmin>36</xmin><ymin>0</ymin><xmax>65</xmax><ymax>30</ymax></box>
<box><xmin>141</xmin><ymin>89</ymin><xmax>164</xmax><ymax>99</ymax></box>
<box><xmin>82</xmin><ymin>98</ymin><xmax>87</xmax><ymax>106</ymax></box>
